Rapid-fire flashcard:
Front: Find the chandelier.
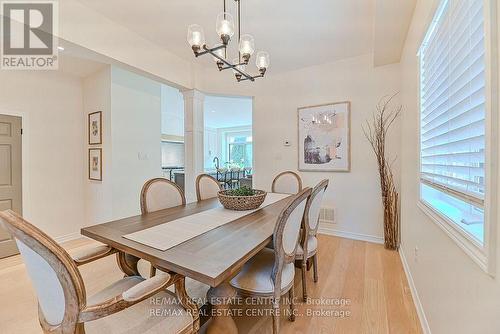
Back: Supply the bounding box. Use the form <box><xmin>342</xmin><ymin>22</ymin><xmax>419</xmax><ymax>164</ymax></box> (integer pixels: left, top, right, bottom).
<box><xmin>187</xmin><ymin>0</ymin><xmax>270</xmax><ymax>82</ymax></box>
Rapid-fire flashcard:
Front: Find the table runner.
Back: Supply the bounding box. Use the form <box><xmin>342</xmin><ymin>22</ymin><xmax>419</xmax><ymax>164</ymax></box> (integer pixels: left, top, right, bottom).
<box><xmin>123</xmin><ymin>193</ymin><xmax>290</xmax><ymax>251</ymax></box>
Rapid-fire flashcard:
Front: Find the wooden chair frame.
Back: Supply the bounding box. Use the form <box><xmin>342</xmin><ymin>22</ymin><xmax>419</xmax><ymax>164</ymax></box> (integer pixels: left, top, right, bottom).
<box><xmin>231</xmin><ymin>187</ymin><xmax>311</xmax><ymax>334</ymax></box>
<box><xmin>140</xmin><ymin>177</ymin><xmax>186</xmax><ymax>214</ymax></box>
<box><xmin>298</xmin><ymin>179</ymin><xmax>329</xmax><ymax>301</ymax></box>
<box><xmin>271</xmin><ymin>171</ymin><xmax>303</xmax><ymax>194</ymax></box>
<box><xmin>0</xmin><ymin>210</ymin><xmax>199</xmax><ymax>334</ymax></box>
<box><xmin>195</xmin><ymin>174</ymin><xmax>222</xmax><ymax>202</ymax></box>
<box><xmin>271</xmin><ymin>187</ymin><xmax>311</xmax><ymax>333</ymax></box>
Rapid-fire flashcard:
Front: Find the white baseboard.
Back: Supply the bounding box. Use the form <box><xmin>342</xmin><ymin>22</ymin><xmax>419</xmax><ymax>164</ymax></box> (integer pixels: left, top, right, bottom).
<box><xmin>54</xmin><ymin>232</ymin><xmax>81</xmax><ymax>244</ymax></box>
<box><xmin>318</xmin><ymin>224</ymin><xmax>384</xmax><ymax>244</ymax></box>
<box><xmin>399</xmin><ymin>247</ymin><xmax>432</xmax><ymax>334</ymax></box>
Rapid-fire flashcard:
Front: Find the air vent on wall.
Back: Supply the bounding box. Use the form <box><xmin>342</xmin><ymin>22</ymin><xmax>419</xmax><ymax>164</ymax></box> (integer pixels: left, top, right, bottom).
<box><xmin>319</xmin><ymin>207</ymin><xmax>335</xmax><ymax>224</ymax></box>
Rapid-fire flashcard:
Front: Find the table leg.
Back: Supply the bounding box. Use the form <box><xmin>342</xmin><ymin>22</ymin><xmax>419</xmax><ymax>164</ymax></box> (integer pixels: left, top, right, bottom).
<box><xmin>206</xmin><ymin>282</ymin><xmax>238</xmax><ymax>334</ymax></box>
<box><xmin>116</xmin><ymin>252</ymin><xmax>140</xmax><ymax>276</ymax></box>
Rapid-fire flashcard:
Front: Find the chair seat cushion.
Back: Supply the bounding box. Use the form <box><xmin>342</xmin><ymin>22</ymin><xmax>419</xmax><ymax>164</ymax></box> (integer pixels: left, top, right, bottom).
<box><xmin>230</xmin><ymin>248</ymin><xmax>295</xmax><ymax>295</ymax></box>
<box><xmin>85</xmin><ymin>276</ymin><xmax>193</xmax><ymax>334</ymax></box>
<box><xmin>295</xmin><ymin>236</ymin><xmax>318</xmax><ymax>259</ymax></box>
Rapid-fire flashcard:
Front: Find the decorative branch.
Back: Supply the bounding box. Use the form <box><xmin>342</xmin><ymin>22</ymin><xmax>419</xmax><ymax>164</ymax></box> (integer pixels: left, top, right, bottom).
<box><xmin>363</xmin><ymin>93</ymin><xmax>401</xmax><ymax>250</ymax></box>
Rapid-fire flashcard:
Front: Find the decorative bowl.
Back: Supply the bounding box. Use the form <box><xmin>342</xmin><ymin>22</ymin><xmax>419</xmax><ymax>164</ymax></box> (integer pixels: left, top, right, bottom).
<box><xmin>218</xmin><ymin>189</ymin><xmax>267</xmax><ymax>211</ymax></box>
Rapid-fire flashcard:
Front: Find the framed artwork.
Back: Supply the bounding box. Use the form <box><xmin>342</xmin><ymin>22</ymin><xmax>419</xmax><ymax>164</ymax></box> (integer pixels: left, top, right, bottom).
<box><xmin>88</xmin><ymin>148</ymin><xmax>102</xmax><ymax>181</ymax></box>
<box><xmin>88</xmin><ymin>111</ymin><xmax>102</xmax><ymax>145</ymax></box>
<box><xmin>298</xmin><ymin>101</ymin><xmax>351</xmax><ymax>172</ymax></box>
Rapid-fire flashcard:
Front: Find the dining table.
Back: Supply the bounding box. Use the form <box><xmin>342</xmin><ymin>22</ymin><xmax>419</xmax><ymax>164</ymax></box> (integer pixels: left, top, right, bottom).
<box><xmin>81</xmin><ymin>193</ymin><xmax>292</xmax><ymax>334</ymax></box>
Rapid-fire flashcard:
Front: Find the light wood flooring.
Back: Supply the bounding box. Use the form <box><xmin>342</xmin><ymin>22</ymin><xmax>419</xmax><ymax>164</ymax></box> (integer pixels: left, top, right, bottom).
<box><xmin>0</xmin><ymin>235</ymin><xmax>421</xmax><ymax>334</ymax></box>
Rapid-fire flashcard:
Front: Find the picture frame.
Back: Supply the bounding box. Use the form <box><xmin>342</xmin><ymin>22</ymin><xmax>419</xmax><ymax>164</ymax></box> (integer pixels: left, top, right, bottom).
<box><xmin>88</xmin><ymin>148</ymin><xmax>102</xmax><ymax>181</ymax></box>
<box><xmin>88</xmin><ymin>111</ymin><xmax>102</xmax><ymax>145</ymax></box>
<box><xmin>297</xmin><ymin>101</ymin><xmax>351</xmax><ymax>172</ymax></box>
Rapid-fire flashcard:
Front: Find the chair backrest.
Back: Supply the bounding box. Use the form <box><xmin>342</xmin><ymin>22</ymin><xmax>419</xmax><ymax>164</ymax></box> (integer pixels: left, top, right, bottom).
<box><xmin>196</xmin><ymin>174</ymin><xmax>222</xmax><ymax>201</ymax></box>
<box><xmin>304</xmin><ymin>179</ymin><xmax>329</xmax><ymax>237</ymax></box>
<box><xmin>271</xmin><ymin>171</ymin><xmax>303</xmax><ymax>194</ymax></box>
<box><xmin>271</xmin><ymin>188</ymin><xmax>311</xmax><ymax>295</ymax></box>
<box><xmin>0</xmin><ymin>210</ymin><xmax>85</xmax><ymax>332</ymax></box>
<box><xmin>140</xmin><ymin>178</ymin><xmax>186</xmax><ymax>214</ymax></box>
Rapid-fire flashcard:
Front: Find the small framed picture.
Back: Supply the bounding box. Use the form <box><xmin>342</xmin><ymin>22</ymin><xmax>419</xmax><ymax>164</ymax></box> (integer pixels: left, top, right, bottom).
<box><xmin>88</xmin><ymin>111</ymin><xmax>102</xmax><ymax>145</ymax></box>
<box><xmin>298</xmin><ymin>101</ymin><xmax>351</xmax><ymax>172</ymax></box>
<box><xmin>88</xmin><ymin>148</ymin><xmax>102</xmax><ymax>181</ymax></box>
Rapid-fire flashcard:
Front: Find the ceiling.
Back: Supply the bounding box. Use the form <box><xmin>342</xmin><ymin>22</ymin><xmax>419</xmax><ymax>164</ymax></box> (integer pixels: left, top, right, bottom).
<box><xmin>204</xmin><ymin>95</ymin><xmax>252</xmax><ymax>128</ymax></box>
<box><xmin>58</xmin><ymin>53</ymin><xmax>107</xmax><ymax>78</ymax></box>
<box><xmin>0</xmin><ymin>1</ymin><xmax>416</xmax><ymax>78</ymax></box>
<box><xmin>76</xmin><ymin>0</ymin><xmax>391</xmax><ymax>74</ymax></box>
<box><xmin>373</xmin><ymin>0</ymin><xmax>416</xmax><ymax>66</ymax></box>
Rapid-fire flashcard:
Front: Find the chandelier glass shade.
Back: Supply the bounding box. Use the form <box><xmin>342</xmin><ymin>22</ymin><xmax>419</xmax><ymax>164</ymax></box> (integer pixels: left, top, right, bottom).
<box><xmin>187</xmin><ymin>0</ymin><xmax>269</xmax><ymax>82</ymax></box>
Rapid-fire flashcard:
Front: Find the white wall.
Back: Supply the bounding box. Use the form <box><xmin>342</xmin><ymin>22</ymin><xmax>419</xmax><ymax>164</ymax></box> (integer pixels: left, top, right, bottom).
<box><xmin>198</xmin><ymin>54</ymin><xmax>400</xmax><ymax>240</ymax></box>
<box><xmin>110</xmin><ymin>66</ymin><xmax>162</xmax><ymax>219</ymax></box>
<box><xmin>59</xmin><ymin>0</ymin><xmax>194</xmax><ymax>89</ymax></box>
<box><xmin>83</xmin><ymin>66</ymin><xmax>163</xmax><ymax>222</ymax></box>
<box><xmin>204</xmin><ymin>126</ymin><xmax>218</xmax><ymax>169</ymax></box>
<box><xmin>161</xmin><ymin>84</ymin><xmax>184</xmax><ymax>137</ymax></box>
<box><xmin>399</xmin><ymin>0</ymin><xmax>500</xmax><ymax>333</ymax></box>
<box><xmin>83</xmin><ymin>66</ymin><xmax>113</xmax><ymax>226</ymax></box>
<box><xmin>0</xmin><ymin>70</ymin><xmax>85</xmax><ymax>239</ymax></box>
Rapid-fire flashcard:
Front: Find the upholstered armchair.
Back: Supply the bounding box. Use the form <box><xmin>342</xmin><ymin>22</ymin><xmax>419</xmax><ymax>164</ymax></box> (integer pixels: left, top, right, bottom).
<box><xmin>0</xmin><ymin>210</ymin><xmax>199</xmax><ymax>334</ymax></box>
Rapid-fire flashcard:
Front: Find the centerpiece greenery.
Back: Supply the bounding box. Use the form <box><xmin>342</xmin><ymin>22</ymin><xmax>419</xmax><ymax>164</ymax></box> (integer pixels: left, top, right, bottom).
<box><xmin>224</xmin><ymin>186</ymin><xmax>255</xmax><ymax>196</ymax></box>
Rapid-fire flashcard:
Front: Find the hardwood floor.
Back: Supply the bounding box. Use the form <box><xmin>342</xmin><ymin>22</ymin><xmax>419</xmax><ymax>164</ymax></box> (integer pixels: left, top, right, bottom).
<box><xmin>0</xmin><ymin>235</ymin><xmax>421</xmax><ymax>334</ymax></box>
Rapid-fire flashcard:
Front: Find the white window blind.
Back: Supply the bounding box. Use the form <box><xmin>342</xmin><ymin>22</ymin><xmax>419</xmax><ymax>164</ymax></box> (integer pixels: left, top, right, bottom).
<box><xmin>419</xmin><ymin>0</ymin><xmax>488</xmax><ymax>244</ymax></box>
<box><xmin>420</xmin><ymin>0</ymin><xmax>486</xmax><ymax>210</ymax></box>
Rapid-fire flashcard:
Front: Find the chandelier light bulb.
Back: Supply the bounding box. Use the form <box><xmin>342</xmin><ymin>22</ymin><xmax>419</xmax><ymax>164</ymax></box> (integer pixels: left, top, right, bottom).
<box><xmin>239</xmin><ymin>34</ymin><xmax>255</xmax><ymax>63</ymax></box>
<box><xmin>256</xmin><ymin>51</ymin><xmax>270</xmax><ymax>68</ymax></box>
<box><xmin>187</xmin><ymin>2</ymin><xmax>268</xmax><ymax>83</ymax></box>
<box><xmin>187</xmin><ymin>24</ymin><xmax>205</xmax><ymax>51</ymax></box>
<box><xmin>255</xmin><ymin>51</ymin><xmax>270</xmax><ymax>75</ymax></box>
<box><xmin>216</xmin><ymin>12</ymin><xmax>235</xmax><ymax>45</ymax></box>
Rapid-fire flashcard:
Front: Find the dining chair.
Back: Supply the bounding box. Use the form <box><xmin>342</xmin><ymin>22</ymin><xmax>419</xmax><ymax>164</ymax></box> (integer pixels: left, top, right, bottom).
<box><xmin>230</xmin><ymin>187</ymin><xmax>312</xmax><ymax>334</ymax></box>
<box><xmin>216</xmin><ymin>168</ymin><xmax>228</xmax><ymax>189</ymax></box>
<box><xmin>196</xmin><ymin>174</ymin><xmax>222</xmax><ymax>201</ymax></box>
<box><xmin>271</xmin><ymin>171</ymin><xmax>303</xmax><ymax>194</ymax></box>
<box><xmin>141</xmin><ymin>177</ymin><xmax>186</xmax><ymax>213</ymax></box>
<box><xmin>0</xmin><ymin>210</ymin><xmax>199</xmax><ymax>334</ymax></box>
<box><xmin>230</xmin><ymin>167</ymin><xmax>241</xmax><ymax>189</ymax></box>
<box><xmin>296</xmin><ymin>179</ymin><xmax>329</xmax><ymax>301</ymax></box>
<box><xmin>141</xmin><ymin>177</ymin><xmax>186</xmax><ymax>277</ymax></box>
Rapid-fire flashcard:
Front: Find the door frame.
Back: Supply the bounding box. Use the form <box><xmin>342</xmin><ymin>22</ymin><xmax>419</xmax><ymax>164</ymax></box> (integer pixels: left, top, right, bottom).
<box><xmin>0</xmin><ymin>108</ymin><xmax>29</xmax><ymax>219</ymax></box>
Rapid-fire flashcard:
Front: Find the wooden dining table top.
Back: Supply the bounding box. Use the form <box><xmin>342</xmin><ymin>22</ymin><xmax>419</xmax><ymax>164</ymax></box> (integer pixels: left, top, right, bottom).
<box><xmin>81</xmin><ymin>195</ymin><xmax>292</xmax><ymax>287</ymax></box>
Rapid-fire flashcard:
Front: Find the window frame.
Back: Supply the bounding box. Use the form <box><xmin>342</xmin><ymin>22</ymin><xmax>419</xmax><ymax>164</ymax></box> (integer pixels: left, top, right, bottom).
<box><xmin>416</xmin><ymin>0</ymin><xmax>498</xmax><ymax>275</ymax></box>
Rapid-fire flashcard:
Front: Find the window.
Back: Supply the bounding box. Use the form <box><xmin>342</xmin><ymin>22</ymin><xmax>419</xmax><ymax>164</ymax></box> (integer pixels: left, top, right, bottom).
<box><xmin>228</xmin><ymin>135</ymin><xmax>253</xmax><ymax>168</ymax></box>
<box><xmin>419</xmin><ymin>0</ymin><xmax>488</xmax><ymax>246</ymax></box>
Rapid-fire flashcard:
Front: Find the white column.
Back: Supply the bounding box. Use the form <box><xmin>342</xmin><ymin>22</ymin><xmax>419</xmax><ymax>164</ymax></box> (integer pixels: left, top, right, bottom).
<box><xmin>182</xmin><ymin>89</ymin><xmax>205</xmax><ymax>202</ymax></box>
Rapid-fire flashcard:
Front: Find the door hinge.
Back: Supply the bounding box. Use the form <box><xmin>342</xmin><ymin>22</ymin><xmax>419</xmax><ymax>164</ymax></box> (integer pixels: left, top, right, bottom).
<box><xmin>21</xmin><ymin>128</ymin><xmax>23</xmax><ymax>135</ymax></box>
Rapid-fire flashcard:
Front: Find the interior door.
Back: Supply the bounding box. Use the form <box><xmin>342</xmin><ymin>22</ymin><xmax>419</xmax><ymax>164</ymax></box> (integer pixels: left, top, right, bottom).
<box><xmin>0</xmin><ymin>114</ymin><xmax>22</xmax><ymax>258</ymax></box>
